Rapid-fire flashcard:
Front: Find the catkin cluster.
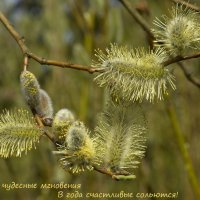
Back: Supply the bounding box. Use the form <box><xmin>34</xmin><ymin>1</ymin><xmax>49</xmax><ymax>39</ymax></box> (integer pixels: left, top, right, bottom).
<box><xmin>2</xmin><ymin>3</ymin><xmax>198</xmax><ymax>180</ymax></box>
<box><xmin>53</xmin><ymin>109</ymin><xmax>96</xmax><ymax>173</ymax></box>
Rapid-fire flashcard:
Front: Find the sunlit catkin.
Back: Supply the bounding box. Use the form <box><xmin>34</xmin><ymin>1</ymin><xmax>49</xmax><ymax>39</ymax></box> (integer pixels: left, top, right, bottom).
<box><xmin>20</xmin><ymin>70</ymin><xmax>40</xmax><ymax>112</ymax></box>
<box><xmin>153</xmin><ymin>4</ymin><xmax>200</xmax><ymax>55</ymax></box>
<box><xmin>93</xmin><ymin>103</ymin><xmax>146</xmax><ymax>175</ymax></box>
<box><xmin>53</xmin><ymin>108</ymin><xmax>75</xmax><ymax>143</ymax></box>
<box><xmin>56</xmin><ymin>121</ymin><xmax>96</xmax><ymax>173</ymax></box>
<box><xmin>0</xmin><ymin>109</ymin><xmax>42</xmax><ymax>158</ymax></box>
<box><xmin>94</xmin><ymin>44</ymin><xmax>175</xmax><ymax>103</ymax></box>
<box><xmin>20</xmin><ymin>70</ymin><xmax>53</xmax><ymax>123</ymax></box>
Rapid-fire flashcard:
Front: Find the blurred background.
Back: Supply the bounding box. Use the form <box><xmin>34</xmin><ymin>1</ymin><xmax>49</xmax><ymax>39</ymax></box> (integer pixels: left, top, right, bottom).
<box><xmin>0</xmin><ymin>0</ymin><xmax>200</xmax><ymax>199</ymax></box>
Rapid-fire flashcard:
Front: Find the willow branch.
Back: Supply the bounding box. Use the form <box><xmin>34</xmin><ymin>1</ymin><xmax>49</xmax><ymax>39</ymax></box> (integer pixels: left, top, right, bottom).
<box><xmin>178</xmin><ymin>62</ymin><xmax>200</xmax><ymax>89</ymax></box>
<box><xmin>93</xmin><ymin>166</ymin><xmax>132</xmax><ymax>181</ymax></box>
<box><xmin>170</xmin><ymin>0</ymin><xmax>200</xmax><ymax>12</ymax></box>
<box><xmin>34</xmin><ymin>114</ymin><xmax>58</xmax><ymax>147</ymax></box>
<box><xmin>0</xmin><ymin>12</ymin><xmax>104</xmax><ymax>74</ymax></box>
<box><xmin>53</xmin><ymin>150</ymin><xmax>132</xmax><ymax>180</ymax></box>
<box><xmin>118</xmin><ymin>0</ymin><xmax>155</xmax><ymax>40</ymax></box>
<box><xmin>166</xmin><ymin>102</ymin><xmax>200</xmax><ymax>199</ymax></box>
<box><xmin>163</xmin><ymin>53</ymin><xmax>200</xmax><ymax>66</ymax></box>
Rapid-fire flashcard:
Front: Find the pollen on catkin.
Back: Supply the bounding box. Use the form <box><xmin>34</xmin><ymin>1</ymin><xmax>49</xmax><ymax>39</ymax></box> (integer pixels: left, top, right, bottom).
<box><xmin>53</xmin><ymin>109</ymin><xmax>75</xmax><ymax>143</ymax></box>
<box><xmin>20</xmin><ymin>70</ymin><xmax>54</xmax><ymax>123</ymax></box>
<box><xmin>0</xmin><ymin>109</ymin><xmax>42</xmax><ymax>158</ymax></box>
<box><xmin>20</xmin><ymin>70</ymin><xmax>40</xmax><ymax>111</ymax></box>
<box><xmin>55</xmin><ymin>121</ymin><xmax>96</xmax><ymax>173</ymax></box>
<box><xmin>152</xmin><ymin>3</ymin><xmax>200</xmax><ymax>55</ymax></box>
<box><xmin>93</xmin><ymin>102</ymin><xmax>146</xmax><ymax>174</ymax></box>
<box><xmin>94</xmin><ymin>44</ymin><xmax>175</xmax><ymax>103</ymax></box>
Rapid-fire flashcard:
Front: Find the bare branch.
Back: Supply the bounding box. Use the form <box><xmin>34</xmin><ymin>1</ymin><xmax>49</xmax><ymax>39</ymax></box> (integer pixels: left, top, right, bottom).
<box><xmin>118</xmin><ymin>0</ymin><xmax>155</xmax><ymax>40</ymax></box>
<box><xmin>170</xmin><ymin>0</ymin><xmax>200</xmax><ymax>12</ymax></box>
<box><xmin>0</xmin><ymin>12</ymin><xmax>104</xmax><ymax>74</ymax></box>
<box><xmin>178</xmin><ymin>62</ymin><xmax>200</xmax><ymax>89</ymax></box>
<box><xmin>163</xmin><ymin>53</ymin><xmax>200</xmax><ymax>66</ymax></box>
<box><xmin>34</xmin><ymin>114</ymin><xmax>58</xmax><ymax>146</ymax></box>
<box><xmin>53</xmin><ymin>150</ymin><xmax>132</xmax><ymax>180</ymax></box>
<box><xmin>93</xmin><ymin>165</ymin><xmax>132</xmax><ymax>181</ymax></box>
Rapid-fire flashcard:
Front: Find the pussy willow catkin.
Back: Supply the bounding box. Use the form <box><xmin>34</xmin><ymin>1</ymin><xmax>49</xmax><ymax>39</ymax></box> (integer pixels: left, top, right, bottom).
<box><xmin>20</xmin><ymin>70</ymin><xmax>40</xmax><ymax>112</ymax></box>
<box><xmin>56</xmin><ymin>121</ymin><xmax>96</xmax><ymax>173</ymax></box>
<box><xmin>53</xmin><ymin>109</ymin><xmax>75</xmax><ymax>143</ymax></box>
<box><xmin>94</xmin><ymin>44</ymin><xmax>175</xmax><ymax>103</ymax></box>
<box><xmin>153</xmin><ymin>4</ymin><xmax>200</xmax><ymax>55</ymax></box>
<box><xmin>0</xmin><ymin>109</ymin><xmax>42</xmax><ymax>158</ymax></box>
<box><xmin>93</xmin><ymin>103</ymin><xmax>146</xmax><ymax>174</ymax></box>
<box><xmin>20</xmin><ymin>70</ymin><xmax>53</xmax><ymax>120</ymax></box>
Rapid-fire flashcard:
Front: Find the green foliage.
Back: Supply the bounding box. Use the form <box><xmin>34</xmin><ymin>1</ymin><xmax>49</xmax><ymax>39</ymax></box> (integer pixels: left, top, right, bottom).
<box><xmin>153</xmin><ymin>4</ymin><xmax>200</xmax><ymax>55</ymax></box>
<box><xmin>0</xmin><ymin>109</ymin><xmax>42</xmax><ymax>158</ymax></box>
<box><xmin>93</xmin><ymin>102</ymin><xmax>146</xmax><ymax>175</ymax></box>
<box><xmin>94</xmin><ymin>44</ymin><xmax>175</xmax><ymax>103</ymax></box>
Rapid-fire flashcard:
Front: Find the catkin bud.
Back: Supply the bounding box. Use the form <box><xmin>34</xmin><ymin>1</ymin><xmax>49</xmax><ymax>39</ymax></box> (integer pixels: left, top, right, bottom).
<box><xmin>66</xmin><ymin>121</ymin><xmax>87</xmax><ymax>150</ymax></box>
<box><xmin>36</xmin><ymin>89</ymin><xmax>53</xmax><ymax>119</ymax></box>
<box><xmin>53</xmin><ymin>109</ymin><xmax>75</xmax><ymax>143</ymax></box>
<box><xmin>54</xmin><ymin>109</ymin><xmax>75</xmax><ymax>122</ymax></box>
<box><xmin>20</xmin><ymin>70</ymin><xmax>40</xmax><ymax>112</ymax></box>
<box><xmin>56</xmin><ymin>121</ymin><xmax>96</xmax><ymax>173</ymax></box>
<box><xmin>153</xmin><ymin>4</ymin><xmax>200</xmax><ymax>55</ymax></box>
<box><xmin>20</xmin><ymin>70</ymin><xmax>53</xmax><ymax>125</ymax></box>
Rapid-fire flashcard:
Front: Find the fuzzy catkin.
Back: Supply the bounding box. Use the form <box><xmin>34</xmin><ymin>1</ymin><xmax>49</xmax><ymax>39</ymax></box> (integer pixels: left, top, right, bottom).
<box><xmin>36</xmin><ymin>89</ymin><xmax>53</xmax><ymax>119</ymax></box>
<box><xmin>94</xmin><ymin>44</ymin><xmax>175</xmax><ymax>103</ymax></box>
<box><xmin>153</xmin><ymin>4</ymin><xmax>200</xmax><ymax>55</ymax></box>
<box><xmin>66</xmin><ymin>121</ymin><xmax>87</xmax><ymax>150</ymax></box>
<box><xmin>56</xmin><ymin>121</ymin><xmax>96</xmax><ymax>173</ymax></box>
<box><xmin>53</xmin><ymin>109</ymin><xmax>75</xmax><ymax>143</ymax></box>
<box><xmin>20</xmin><ymin>70</ymin><xmax>53</xmax><ymax>121</ymax></box>
<box><xmin>0</xmin><ymin>109</ymin><xmax>42</xmax><ymax>158</ymax></box>
<box><xmin>20</xmin><ymin>70</ymin><xmax>40</xmax><ymax>112</ymax></box>
<box><xmin>93</xmin><ymin>102</ymin><xmax>146</xmax><ymax>174</ymax></box>
<box><xmin>54</xmin><ymin>109</ymin><xmax>75</xmax><ymax>122</ymax></box>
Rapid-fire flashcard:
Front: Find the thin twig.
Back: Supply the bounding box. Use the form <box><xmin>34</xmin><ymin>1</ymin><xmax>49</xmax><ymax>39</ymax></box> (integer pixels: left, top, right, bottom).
<box><xmin>163</xmin><ymin>53</ymin><xmax>200</xmax><ymax>66</ymax></box>
<box><xmin>53</xmin><ymin>150</ymin><xmax>131</xmax><ymax>180</ymax></box>
<box><xmin>34</xmin><ymin>114</ymin><xmax>58</xmax><ymax>146</ymax></box>
<box><xmin>0</xmin><ymin>12</ymin><xmax>104</xmax><ymax>74</ymax></box>
<box><xmin>178</xmin><ymin>62</ymin><xmax>200</xmax><ymax>89</ymax></box>
<box><xmin>118</xmin><ymin>0</ymin><xmax>155</xmax><ymax>40</ymax></box>
<box><xmin>170</xmin><ymin>0</ymin><xmax>200</xmax><ymax>12</ymax></box>
<box><xmin>92</xmin><ymin>166</ymin><xmax>132</xmax><ymax>181</ymax></box>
